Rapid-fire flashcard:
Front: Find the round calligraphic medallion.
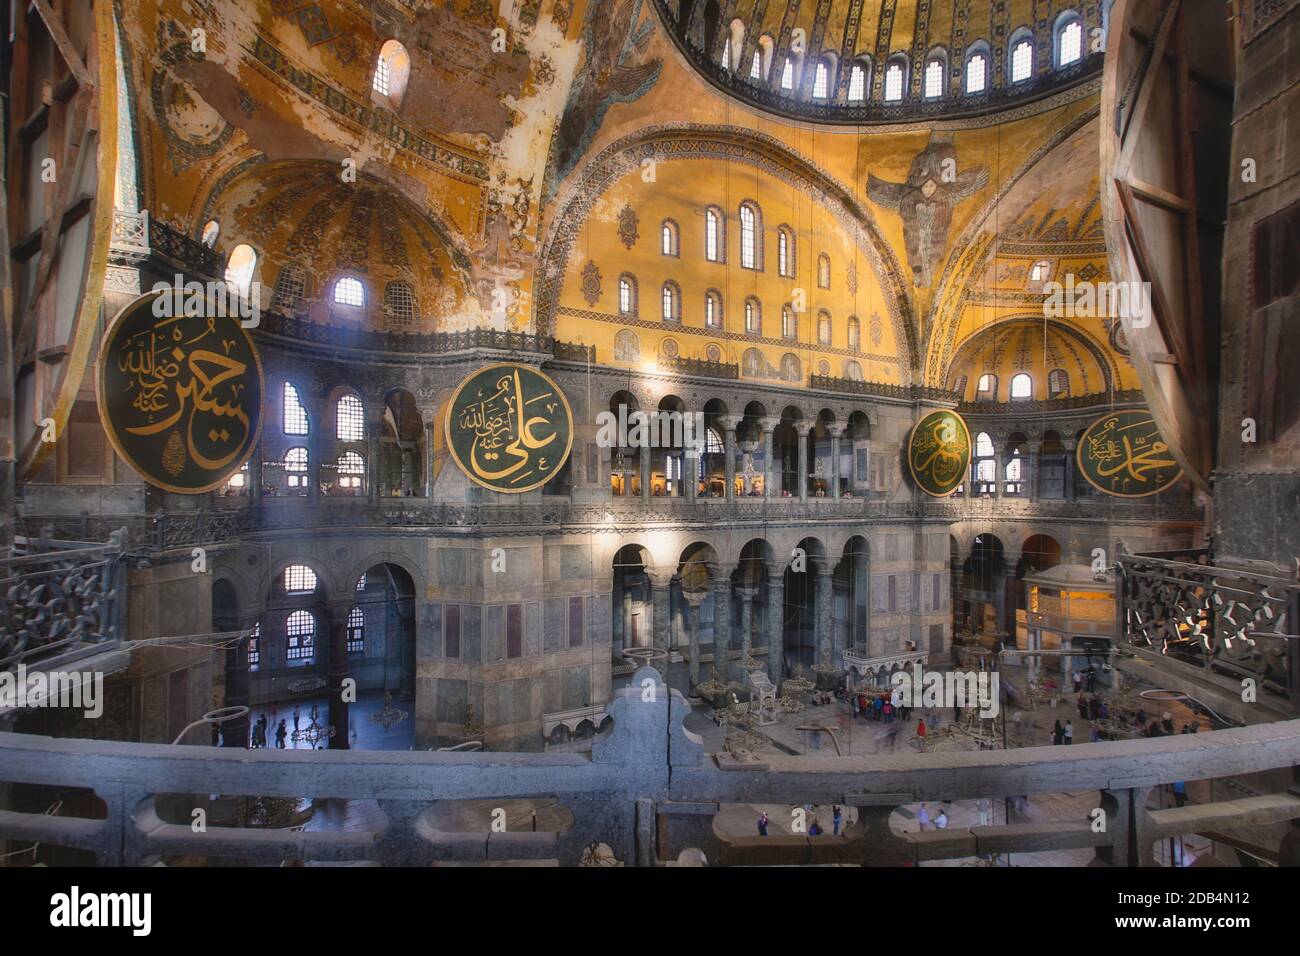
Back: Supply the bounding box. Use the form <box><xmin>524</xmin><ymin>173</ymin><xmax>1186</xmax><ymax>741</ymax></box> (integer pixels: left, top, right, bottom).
<box><xmin>96</xmin><ymin>290</ymin><xmax>264</xmax><ymax>494</ymax></box>
<box><xmin>445</xmin><ymin>363</ymin><xmax>573</xmax><ymax>494</ymax></box>
<box><xmin>907</xmin><ymin>409</ymin><xmax>972</xmax><ymax>497</ymax></box>
<box><xmin>1077</xmin><ymin>410</ymin><xmax>1183</xmax><ymax>497</ymax></box>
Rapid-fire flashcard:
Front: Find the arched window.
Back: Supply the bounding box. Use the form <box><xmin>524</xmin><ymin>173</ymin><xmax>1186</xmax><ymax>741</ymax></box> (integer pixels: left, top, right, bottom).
<box><xmin>273</xmin><ymin>263</ymin><xmax>308</xmax><ymax>314</ymax></box>
<box><xmin>721</xmin><ymin>36</ymin><xmax>732</xmax><ymax>70</ymax></box>
<box><xmin>200</xmin><ymin>220</ymin><xmax>220</xmax><ymax>248</ymax></box>
<box><xmin>1010</xmin><ymin>372</ymin><xmax>1033</xmax><ymax>399</ymax></box>
<box><xmin>976</xmin><ymin>373</ymin><xmax>997</xmax><ymax>398</ymax></box>
<box><xmin>884</xmin><ymin>59</ymin><xmax>905</xmax><ymax>101</ymax></box>
<box><xmin>705</xmin><ymin>207</ymin><xmax>724</xmax><ymax>262</ymax></box>
<box><xmin>283</xmin><ymin>382</ymin><xmax>308</xmax><ymax>435</ymax></box>
<box><xmin>924</xmin><ymin>57</ymin><xmax>945</xmax><ymax>98</ymax></box>
<box><xmin>704</xmin><ymin>290</ymin><xmax>722</xmax><ymax>328</ymax></box>
<box><xmin>285</xmin><ymin>564</ymin><xmax>317</xmax><ymax>593</ymax></box>
<box><xmin>777</xmin><ymin>226</ymin><xmax>795</xmax><ymax>277</ymax></box>
<box><xmin>1010</xmin><ymin>34</ymin><xmax>1034</xmax><ymax>82</ymax></box>
<box><xmin>1057</xmin><ymin>15</ymin><xmax>1084</xmax><ymax>67</ymax></box>
<box><xmin>812</xmin><ymin>60</ymin><xmax>830</xmax><ymax>98</ymax></box>
<box><xmin>372</xmin><ymin>39</ymin><xmax>410</xmax><ymax>107</ymax></box>
<box><xmin>337</xmin><ymin>451</ymin><xmax>365</xmax><ymax>491</ymax></box>
<box><xmin>333</xmin><ymin>276</ymin><xmax>365</xmax><ymax>307</ymax></box>
<box><xmin>817</xmin><ymin>310</ymin><xmax>832</xmax><ymax>345</ymax></box>
<box><xmin>1030</xmin><ymin>259</ymin><xmax>1052</xmax><ymax>282</ymax></box>
<box><xmin>965</xmin><ymin>50</ymin><xmax>988</xmax><ymax>93</ymax></box>
<box><xmin>347</xmin><ymin>607</ymin><xmax>365</xmax><ymax>654</ymax></box>
<box><xmin>285</xmin><ymin>610</ymin><xmax>316</xmax><ymax>662</ymax></box>
<box><xmin>973</xmin><ymin>432</ymin><xmax>996</xmax><ymax>493</ymax></box>
<box><xmin>954</xmin><ymin>374</ymin><xmax>969</xmax><ymax>396</ymax></box>
<box><xmin>744</xmin><ymin>297</ymin><xmax>761</xmax><ymax>335</ymax></box>
<box><xmin>283</xmin><ymin>447</ymin><xmax>309</xmax><ymax>491</ymax></box>
<box><xmin>782</xmin><ymin>305</ymin><xmax>796</xmax><ymax>339</ymax></box>
<box><xmin>224</xmin><ymin>244</ymin><xmax>257</xmax><ymax>298</ymax></box>
<box><xmin>336</xmin><ymin>394</ymin><xmax>364</xmax><ymax>441</ymax></box>
<box><xmin>848</xmin><ymin>61</ymin><xmax>868</xmax><ymax>102</ymax></box>
<box><xmin>847</xmin><ymin>315</ymin><xmax>860</xmax><ymax>350</ymax></box>
<box><xmin>247</xmin><ymin>622</ymin><xmax>260</xmax><ymax>669</ymax></box>
<box><xmin>356</xmin><ymin>573</ymin><xmax>367</xmax><ymax>592</ymax></box>
<box><xmin>661</xmin><ymin>281</ymin><xmax>681</xmax><ymax>322</ymax></box>
<box><xmin>1005</xmin><ymin>440</ymin><xmax>1025</xmax><ymax>494</ymax></box>
<box><xmin>780</xmin><ymin>57</ymin><xmax>795</xmax><ymax>90</ymax></box>
<box><xmin>738</xmin><ymin>202</ymin><xmax>761</xmax><ymax>270</ymax></box>
<box><xmin>1048</xmin><ymin>368</ymin><xmax>1070</xmax><ymax>397</ymax></box>
<box><xmin>749</xmin><ymin>49</ymin><xmax>762</xmax><ymax>80</ymax></box>
<box><xmin>618</xmin><ymin>274</ymin><xmax>637</xmax><ymax>316</ymax></box>
<box><xmin>614</xmin><ymin>329</ymin><xmax>640</xmax><ymax>361</ymax></box>
<box><xmin>661</xmin><ymin>219</ymin><xmax>679</xmax><ymax>257</ymax></box>
<box><xmin>817</xmin><ymin>253</ymin><xmax>831</xmax><ymax>289</ymax></box>
<box><xmin>384</xmin><ymin>280</ymin><xmax>416</xmax><ymax>329</ymax></box>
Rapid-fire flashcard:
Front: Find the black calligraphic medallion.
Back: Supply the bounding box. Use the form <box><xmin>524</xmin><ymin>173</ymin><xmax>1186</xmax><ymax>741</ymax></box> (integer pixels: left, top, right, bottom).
<box><xmin>906</xmin><ymin>409</ymin><xmax>972</xmax><ymax>497</ymax></box>
<box><xmin>97</xmin><ymin>290</ymin><xmax>264</xmax><ymax>494</ymax></box>
<box><xmin>1077</xmin><ymin>410</ymin><xmax>1182</xmax><ymax>497</ymax></box>
<box><xmin>446</xmin><ymin>363</ymin><xmax>573</xmax><ymax>494</ymax></box>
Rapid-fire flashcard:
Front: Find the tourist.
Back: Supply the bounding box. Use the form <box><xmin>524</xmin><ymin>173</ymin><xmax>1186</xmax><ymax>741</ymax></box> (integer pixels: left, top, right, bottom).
<box><xmin>976</xmin><ymin>797</ymin><xmax>992</xmax><ymax>827</ymax></box>
<box><xmin>832</xmin><ymin>805</ymin><xmax>843</xmax><ymax>836</ymax></box>
<box><xmin>883</xmin><ymin>700</ymin><xmax>893</xmax><ymax>722</ymax></box>
<box><xmin>809</xmin><ymin>817</ymin><xmax>823</xmax><ymax>836</ymax></box>
<box><xmin>934</xmin><ymin>809</ymin><xmax>948</xmax><ymax>829</ymax></box>
<box><xmin>1086</xmin><ymin>666</ymin><xmax>1097</xmax><ymax>693</ymax></box>
<box><xmin>757</xmin><ymin>812</ymin><xmax>769</xmax><ymax>837</ymax></box>
<box><xmin>916</xmin><ymin>719</ymin><xmax>927</xmax><ymax>751</ymax></box>
<box><xmin>1172</xmin><ymin>781</ymin><xmax>1187</xmax><ymax>808</ymax></box>
<box><xmin>873</xmin><ymin>695</ymin><xmax>884</xmax><ymax>720</ymax></box>
<box><xmin>1052</xmin><ymin>719</ymin><xmax>1064</xmax><ymax>745</ymax></box>
<box><xmin>275</xmin><ymin>719</ymin><xmax>287</xmax><ymax>749</ymax></box>
<box><xmin>917</xmin><ymin>803</ymin><xmax>931</xmax><ymax>831</ymax></box>
<box><xmin>1072</xmin><ymin>669</ymin><xmax>1082</xmax><ymax>693</ymax></box>
<box><xmin>1064</xmin><ymin>720</ymin><xmax>1073</xmax><ymax>744</ymax></box>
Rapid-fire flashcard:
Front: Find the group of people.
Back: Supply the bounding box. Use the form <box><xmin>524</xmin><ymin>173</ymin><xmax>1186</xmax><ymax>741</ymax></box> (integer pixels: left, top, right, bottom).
<box><xmin>1071</xmin><ymin>666</ymin><xmax>1099</xmax><ymax>694</ymax></box>
<box><xmin>850</xmin><ymin>691</ymin><xmax>910</xmax><ymax>723</ymax></box>
<box><xmin>756</xmin><ymin>804</ymin><xmax>846</xmax><ymax>837</ymax></box>
<box><xmin>249</xmin><ymin>714</ymin><xmax>287</xmax><ymax>749</ymax></box>
<box><xmin>1051</xmin><ymin>719</ymin><xmax>1074</xmax><ymax>745</ymax></box>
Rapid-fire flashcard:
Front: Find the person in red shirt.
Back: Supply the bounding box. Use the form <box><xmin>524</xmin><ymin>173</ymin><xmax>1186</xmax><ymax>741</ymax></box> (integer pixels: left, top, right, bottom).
<box><xmin>916</xmin><ymin>718</ymin><xmax>927</xmax><ymax>751</ymax></box>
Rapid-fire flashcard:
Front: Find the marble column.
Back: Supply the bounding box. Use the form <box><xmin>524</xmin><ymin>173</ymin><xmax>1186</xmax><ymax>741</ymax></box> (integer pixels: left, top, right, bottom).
<box><xmin>760</xmin><ymin>417</ymin><xmax>779</xmax><ymax>500</ymax></box>
<box><xmin>683</xmin><ymin>589</ymin><xmax>706</xmax><ymax>687</ymax></box>
<box><xmin>423</xmin><ymin>419</ymin><xmax>436</xmax><ymax>497</ymax></box>
<box><xmin>648</xmin><ymin>569</ymin><xmax>672</xmax><ymax>652</ymax></box>
<box><xmin>326</xmin><ymin>602</ymin><xmax>352</xmax><ymax>750</ymax></box>
<box><xmin>366</xmin><ymin>408</ymin><xmax>382</xmax><ymax>502</ymax></box>
<box><xmin>994</xmin><ymin>452</ymin><xmax>1005</xmax><ymax>498</ymax></box>
<box><xmin>721</xmin><ymin>415</ymin><xmax>740</xmax><ymax>501</ymax></box>
<box><xmin>249</xmin><ymin>443</ymin><xmax>264</xmax><ymax>505</ymax></box>
<box><xmin>796</xmin><ymin>422</ymin><xmax>812</xmax><ymax>502</ymax></box>
<box><xmin>1063</xmin><ymin>440</ymin><xmax>1078</xmax><ymax>500</ymax></box>
<box><xmin>685</xmin><ymin>448</ymin><xmax>698</xmax><ymax>502</ymax></box>
<box><xmin>710</xmin><ymin>563</ymin><xmax>734</xmax><ymax>680</ymax></box>
<box><xmin>816</xmin><ymin>566</ymin><xmax>834</xmax><ymax>669</ymax></box>
<box><xmin>766</xmin><ymin>563</ymin><xmax>785</xmax><ymax>685</ymax></box>
<box><xmin>1026</xmin><ymin>450</ymin><xmax>1038</xmax><ymax>500</ymax></box>
<box><xmin>737</xmin><ymin>585</ymin><xmax>757</xmax><ymax>659</ymax></box>
<box><xmin>828</xmin><ymin>423</ymin><xmax>844</xmax><ymax>499</ymax></box>
<box><xmin>640</xmin><ymin>442</ymin><xmax>651</xmax><ymax>503</ymax></box>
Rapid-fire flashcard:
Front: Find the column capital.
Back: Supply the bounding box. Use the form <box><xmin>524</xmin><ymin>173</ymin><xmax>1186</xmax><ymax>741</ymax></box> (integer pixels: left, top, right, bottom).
<box><xmin>825</xmin><ymin>422</ymin><xmax>847</xmax><ymax>438</ymax></box>
<box><xmin>646</xmin><ymin>567</ymin><xmax>675</xmax><ymax>589</ymax></box>
<box><xmin>794</xmin><ymin>421</ymin><xmax>814</xmax><ymax>437</ymax></box>
<box><xmin>758</xmin><ymin>416</ymin><xmax>782</xmax><ymax>433</ymax></box>
<box><xmin>708</xmin><ymin>561</ymin><xmax>738</xmax><ymax>582</ymax></box>
<box><xmin>735</xmin><ymin>585</ymin><xmax>759</xmax><ymax>599</ymax></box>
<box><xmin>815</xmin><ymin>564</ymin><xmax>835</xmax><ymax>578</ymax></box>
<box><xmin>718</xmin><ymin>414</ymin><xmax>743</xmax><ymax>432</ymax></box>
<box><xmin>681</xmin><ymin>588</ymin><xmax>708</xmax><ymax>608</ymax></box>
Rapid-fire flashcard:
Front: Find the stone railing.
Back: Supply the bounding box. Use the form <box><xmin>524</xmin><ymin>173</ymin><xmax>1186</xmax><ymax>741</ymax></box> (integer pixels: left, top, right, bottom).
<box><xmin>0</xmin><ymin>532</ymin><xmax>128</xmax><ymax>673</ymax></box>
<box><xmin>958</xmin><ymin>390</ymin><xmax>1148</xmax><ymax>416</ymax></box>
<box><xmin>843</xmin><ymin>649</ymin><xmax>929</xmax><ymax>677</ymax></box>
<box><xmin>657</xmin><ymin>354</ymin><xmax>740</xmax><ymax>380</ymax></box>
<box><xmin>3</xmin><ymin>667</ymin><xmax>1298</xmax><ymax>866</ymax></box>
<box><xmin>1116</xmin><ymin>546</ymin><xmax>1300</xmax><ymax>707</ymax></box>
<box><xmin>808</xmin><ymin>376</ymin><xmax>961</xmax><ymax>404</ymax></box>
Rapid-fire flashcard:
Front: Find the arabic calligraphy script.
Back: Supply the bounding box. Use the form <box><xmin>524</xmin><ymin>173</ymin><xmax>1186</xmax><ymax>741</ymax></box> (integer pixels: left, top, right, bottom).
<box><xmin>907</xmin><ymin>410</ymin><xmax>971</xmax><ymax>497</ymax></box>
<box><xmin>97</xmin><ymin>291</ymin><xmax>263</xmax><ymax>493</ymax></box>
<box><xmin>447</xmin><ymin>363</ymin><xmax>573</xmax><ymax>494</ymax></box>
<box><xmin>1078</xmin><ymin>410</ymin><xmax>1182</xmax><ymax>497</ymax></box>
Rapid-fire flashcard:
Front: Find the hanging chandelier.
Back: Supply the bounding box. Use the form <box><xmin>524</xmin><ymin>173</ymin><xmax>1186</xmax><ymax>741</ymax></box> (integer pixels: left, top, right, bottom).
<box><xmin>367</xmin><ymin>690</ymin><xmax>408</xmax><ymax>731</ymax></box>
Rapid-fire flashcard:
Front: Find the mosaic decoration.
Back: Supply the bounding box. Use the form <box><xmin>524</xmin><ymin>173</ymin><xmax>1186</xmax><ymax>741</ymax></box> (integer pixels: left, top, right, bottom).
<box><xmin>581</xmin><ymin>261</ymin><xmax>603</xmax><ymax>306</ymax></box>
<box><xmin>150</xmin><ymin>38</ymin><xmax>233</xmax><ymax>175</ymax></box>
<box><xmin>97</xmin><ymin>291</ymin><xmax>264</xmax><ymax>494</ymax></box>
<box><xmin>617</xmin><ymin>203</ymin><xmax>640</xmax><ymax>248</ymax></box>
<box><xmin>906</xmin><ymin>409</ymin><xmax>972</xmax><ymax>498</ymax></box>
<box><xmin>445</xmin><ymin>364</ymin><xmax>573</xmax><ymax>494</ymax></box>
<box><xmin>1077</xmin><ymin>410</ymin><xmax>1182</xmax><ymax>498</ymax></box>
<box><xmin>870</xmin><ymin>313</ymin><xmax>884</xmax><ymax>348</ymax></box>
<box><xmin>868</xmin><ymin>136</ymin><xmax>988</xmax><ymax>288</ymax></box>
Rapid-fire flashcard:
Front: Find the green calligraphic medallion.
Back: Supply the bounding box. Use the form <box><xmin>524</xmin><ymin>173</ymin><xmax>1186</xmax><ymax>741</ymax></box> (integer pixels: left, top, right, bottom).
<box><xmin>446</xmin><ymin>363</ymin><xmax>573</xmax><ymax>494</ymax></box>
<box><xmin>1077</xmin><ymin>410</ymin><xmax>1182</xmax><ymax>497</ymax></box>
<box><xmin>96</xmin><ymin>290</ymin><xmax>264</xmax><ymax>494</ymax></box>
<box><xmin>907</xmin><ymin>409</ymin><xmax>972</xmax><ymax>497</ymax></box>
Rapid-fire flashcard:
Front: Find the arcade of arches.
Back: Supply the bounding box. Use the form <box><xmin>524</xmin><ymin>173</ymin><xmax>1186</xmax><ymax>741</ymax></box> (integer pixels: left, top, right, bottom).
<box><xmin>5</xmin><ymin>0</ymin><xmax>1294</xmax><ymax>791</ymax></box>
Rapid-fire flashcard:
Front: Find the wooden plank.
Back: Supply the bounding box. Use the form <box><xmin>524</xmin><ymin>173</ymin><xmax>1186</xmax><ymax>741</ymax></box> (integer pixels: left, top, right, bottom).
<box><xmin>1126</xmin><ymin>176</ymin><xmax>1192</xmax><ymax>214</ymax></box>
<box><xmin>1116</xmin><ymin>0</ymin><xmax>1182</xmax><ymax>179</ymax></box>
<box><xmin>30</xmin><ymin>0</ymin><xmax>92</xmax><ymax>88</ymax></box>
